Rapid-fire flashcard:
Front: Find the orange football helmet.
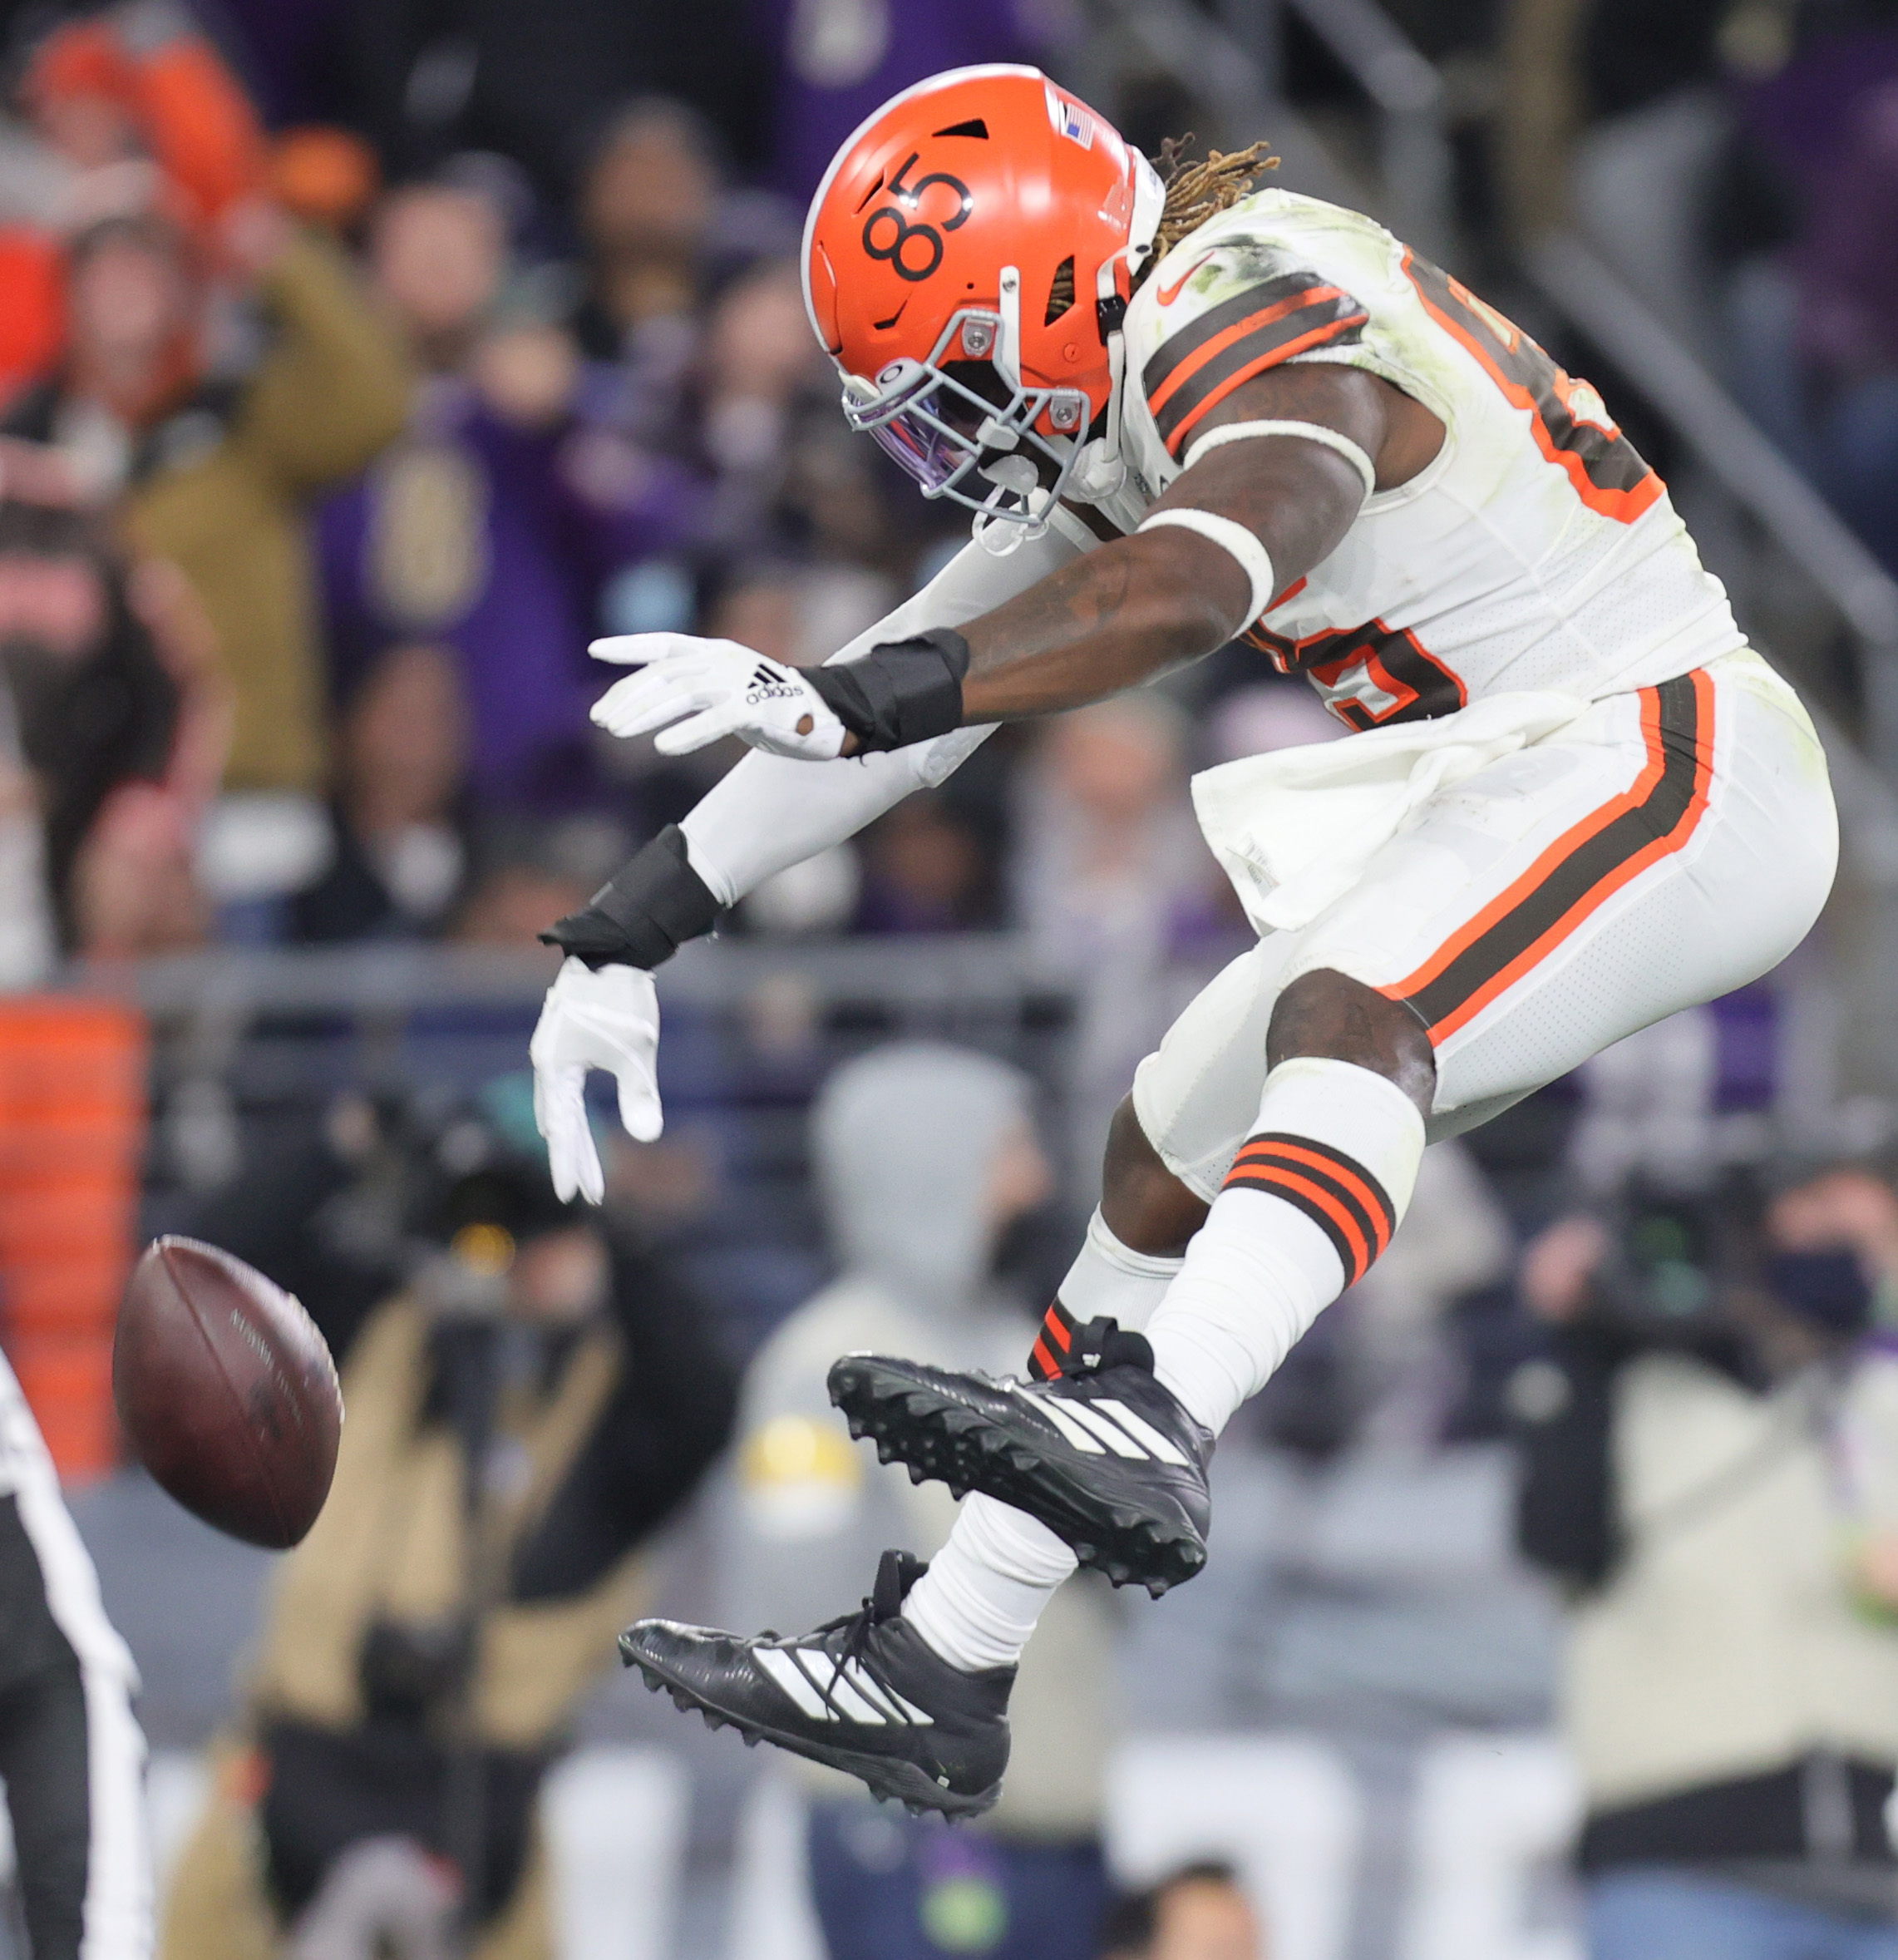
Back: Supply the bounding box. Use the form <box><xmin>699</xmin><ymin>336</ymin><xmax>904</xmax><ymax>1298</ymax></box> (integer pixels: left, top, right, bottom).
<box><xmin>801</xmin><ymin>66</ymin><xmax>1164</xmax><ymax>532</ymax></box>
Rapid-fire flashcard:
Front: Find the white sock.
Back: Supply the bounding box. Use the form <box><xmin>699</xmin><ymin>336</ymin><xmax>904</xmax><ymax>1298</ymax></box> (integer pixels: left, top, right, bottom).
<box><xmin>901</xmin><ymin>1492</ymin><xmax>1078</xmax><ymax>1673</ymax></box>
<box><xmin>1146</xmin><ymin>1056</ymin><xmax>1425</xmax><ymax>1434</ymax></box>
<box><xmin>903</xmin><ymin>1212</ymin><xmax>1182</xmax><ymax>1673</ymax></box>
<box><xmin>1028</xmin><ymin>1205</ymin><xmax>1184</xmax><ymax>1373</ymax></box>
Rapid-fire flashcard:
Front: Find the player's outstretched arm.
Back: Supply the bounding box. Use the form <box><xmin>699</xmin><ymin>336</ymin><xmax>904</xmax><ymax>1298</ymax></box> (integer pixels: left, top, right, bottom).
<box><xmin>955</xmin><ymin>363</ymin><xmax>1437</xmax><ymax>722</ymax></box>
<box><xmin>594</xmin><ymin>364</ymin><xmax>1434</xmax><ymax>763</ymax></box>
<box><xmin>530</xmin><ymin>523</ymin><xmax>1089</xmax><ymax>1201</ymax></box>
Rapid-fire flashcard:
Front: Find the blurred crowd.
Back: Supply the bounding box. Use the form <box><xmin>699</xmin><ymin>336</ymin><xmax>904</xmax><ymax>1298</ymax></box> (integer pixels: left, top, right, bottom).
<box><xmin>0</xmin><ymin>0</ymin><xmax>1272</xmax><ymax>991</ymax></box>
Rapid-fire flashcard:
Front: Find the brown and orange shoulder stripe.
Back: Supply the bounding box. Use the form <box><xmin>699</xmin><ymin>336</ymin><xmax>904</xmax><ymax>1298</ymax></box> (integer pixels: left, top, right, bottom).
<box><xmin>1142</xmin><ymin>270</ymin><xmax>1368</xmax><ymax>462</ymax></box>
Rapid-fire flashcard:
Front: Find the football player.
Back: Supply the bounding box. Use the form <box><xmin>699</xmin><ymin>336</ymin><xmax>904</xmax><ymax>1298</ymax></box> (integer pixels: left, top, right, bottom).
<box><xmin>530</xmin><ymin>67</ymin><xmax>1838</xmax><ymax>1818</ymax></box>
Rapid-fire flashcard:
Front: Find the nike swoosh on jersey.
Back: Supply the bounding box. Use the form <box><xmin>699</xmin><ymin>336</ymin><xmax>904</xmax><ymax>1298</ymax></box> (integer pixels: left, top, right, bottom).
<box><xmin>1154</xmin><ymin>255</ymin><xmax>1214</xmax><ymax>308</ymax></box>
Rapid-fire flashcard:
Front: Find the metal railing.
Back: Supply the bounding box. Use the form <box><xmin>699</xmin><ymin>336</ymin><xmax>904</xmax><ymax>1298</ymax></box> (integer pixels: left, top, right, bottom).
<box><xmin>82</xmin><ymin>934</ymin><xmax>1074</xmax><ymax>1024</ymax></box>
<box><xmin>67</xmin><ymin>937</ymin><xmax>1080</xmax><ymax>1142</ymax></box>
<box><xmin>1277</xmin><ymin>0</ymin><xmax>1456</xmax><ymax>264</ymax></box>
<box><xmin>1526</xmin><ymin>234</ymin><xmax>1898</xmax><ymax>783</ymax></box>
<box><xmin>68</xmin><ymin>936</ymin><xmax>1080</xmax><ymax>1198</ymax></box>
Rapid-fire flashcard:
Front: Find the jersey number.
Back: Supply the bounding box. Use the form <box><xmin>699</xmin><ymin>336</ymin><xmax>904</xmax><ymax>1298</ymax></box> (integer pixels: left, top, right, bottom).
<box><xmin>861</xmin><ymin>153</ymin><xmax>972</xmax><ymax>283</ymax></box>
<box><xmin>1404</xmin><ymin>251</ymin><xmax>1660</xmax><ymax>524</ymax></box>
<box><xmin>1242</xmin><ymin>617</ymin><xmax>1467</xmax><ymax>729</ymax></box>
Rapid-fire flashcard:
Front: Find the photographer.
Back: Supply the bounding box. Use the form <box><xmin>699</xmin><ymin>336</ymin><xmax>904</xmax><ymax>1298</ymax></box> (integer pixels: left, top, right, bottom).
<box><xmin>160</xmin><ymin>1091</ymin><xmax>736</xmax><ymax>1960</ymax></box>
<box><xmin>1516</xmin><ymin>1164</ymin><xmax>1898</xmax><ymax>1960</ymax></box>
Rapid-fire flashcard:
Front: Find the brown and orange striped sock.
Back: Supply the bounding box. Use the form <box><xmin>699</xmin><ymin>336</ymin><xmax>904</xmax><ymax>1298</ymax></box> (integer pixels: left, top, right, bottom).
<box><xmin>1026</xmin><ymin>1211</ymin><xmax>1182</xmax><ymax>1381</ymax></box>
<box><xmin>1145</xmin><ymin>1057</ymin><xmax>1424</xmax><ymax>1434</ymax></box>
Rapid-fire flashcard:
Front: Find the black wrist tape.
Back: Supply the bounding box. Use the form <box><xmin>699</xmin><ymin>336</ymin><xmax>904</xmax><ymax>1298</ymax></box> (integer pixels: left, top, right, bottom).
<box><xmin>803</xmin><ymin>629</ymin><xmax>969</xmax><ymax>753</ymax></box>
<box><xmin>539</xmin><ymin>823</ymin><xmax>722</xmax><ymax>970</ymax></box>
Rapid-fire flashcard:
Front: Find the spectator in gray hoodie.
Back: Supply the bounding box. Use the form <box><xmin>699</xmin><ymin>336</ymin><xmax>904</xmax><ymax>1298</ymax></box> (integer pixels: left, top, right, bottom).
<box><xmin>722</xmin><ymin>1042</ymin><xmax>1117</xmax><ymax>1960</ymax></box>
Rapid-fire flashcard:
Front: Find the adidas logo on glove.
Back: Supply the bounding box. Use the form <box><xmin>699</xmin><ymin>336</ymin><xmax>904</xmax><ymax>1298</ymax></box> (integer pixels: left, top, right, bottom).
<box><xmin>746</xmin><ymin>662</ymin><xmax>806</xmax><ymax>707</ymax></box>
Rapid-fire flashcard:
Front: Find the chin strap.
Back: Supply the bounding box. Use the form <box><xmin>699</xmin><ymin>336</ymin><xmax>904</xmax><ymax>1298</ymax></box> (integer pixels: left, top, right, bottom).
<box><xmin>1067</xmin><ymin>256</ymin><xmax>1134</xmax><ymax>506</ymax></box>
<box><xmin>1070</xmin><ymin>153</ymin><xmax>1164</xmax><ymax>506</ymax></box>
<box><xmin>974</xmin><ymin>482</ymin><xmax>1055</xmax><ymax>555</ymax></box>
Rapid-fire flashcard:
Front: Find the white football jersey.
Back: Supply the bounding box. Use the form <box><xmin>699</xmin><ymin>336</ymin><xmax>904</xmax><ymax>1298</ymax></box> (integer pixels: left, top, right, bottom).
<box><xmin>1097</xmin><ymin>189</ymin><xmax>1744</xmax><ymax>727</ymax></box>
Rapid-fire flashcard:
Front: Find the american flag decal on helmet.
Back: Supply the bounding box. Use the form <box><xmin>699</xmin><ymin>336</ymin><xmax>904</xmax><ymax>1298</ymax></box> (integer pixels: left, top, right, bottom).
<box><xmin>1048</xmin><ymin>91</ymin><xmax>1093</xmax><ymax>149</ymax></box>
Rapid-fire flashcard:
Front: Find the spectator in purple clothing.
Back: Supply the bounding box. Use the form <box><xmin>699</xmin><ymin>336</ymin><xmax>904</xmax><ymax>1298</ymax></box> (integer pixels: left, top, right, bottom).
<box><xmin>571</xmin><ymin>101</ymin><xmax>722</xmax><ymax>365</ymax></box>
<box><xmin>1792</xmin><ymin>72</ymin><xmax>1898</xmax><ymax>565</ymax></box>
<box><xmin>855</xmin><ymin>793</ymin><xmax>995</xmax><ymax>935</ymax></box>
<box><xmin>317</xmin><ymin>174</ymin><xmax>712</xmax><ymax>822</ymax></box>
<box><xmin>755</xmin><ymin>0</ymin><xmax>1075</xmax><ymax>200</ymax></box>
<box><xmin>290</xmin><ymin>639</ymin><xmax>471</xmax><ymax>942</ymax></box>
<box><xmin>563</xmin><ymin>107</ymin><xmax>803</xmax><ymax>501</ymax></box>
<box><xmin>1733</xmin><ymin>17</ymin><xmax>1898</xmax><ymax>567</ymax></box>
<box><xmin>207</xmin><ymin>0</ymin><xmax>352</xmax><ymax>129</ymax></box>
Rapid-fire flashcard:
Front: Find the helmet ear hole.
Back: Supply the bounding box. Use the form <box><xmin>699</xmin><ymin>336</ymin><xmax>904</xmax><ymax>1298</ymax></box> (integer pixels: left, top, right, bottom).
<box><xmin>1044</xmin><ymin>255</ymin><xmax>1076</xmax><ymax>326</ymax></box>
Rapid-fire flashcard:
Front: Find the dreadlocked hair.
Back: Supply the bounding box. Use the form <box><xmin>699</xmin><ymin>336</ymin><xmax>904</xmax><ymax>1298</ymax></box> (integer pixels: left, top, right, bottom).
<box><xmin>1134</xmin><ymin>136</ymin><xmax>1279</xmax><ymax>287</ymax></box>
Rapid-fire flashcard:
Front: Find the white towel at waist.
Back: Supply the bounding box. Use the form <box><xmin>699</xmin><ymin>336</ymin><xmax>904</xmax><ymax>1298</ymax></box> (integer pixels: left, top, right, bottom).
<box><xmin>1191</xmin><ymin>690</ymin><xmax>1593</xmax><ymax>936</ymax></box>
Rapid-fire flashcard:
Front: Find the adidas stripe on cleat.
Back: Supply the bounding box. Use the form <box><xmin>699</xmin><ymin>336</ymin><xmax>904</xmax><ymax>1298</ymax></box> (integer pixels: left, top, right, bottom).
<box><xmin>828</xmin><ymin>1320</ymin><xmax>1214</xmax><ymax>1596</ymax></box>
<box><xmin>619</xmin><ymin>1549</ymin><xmax>1013</xmax><ymax>1819</ymax></box>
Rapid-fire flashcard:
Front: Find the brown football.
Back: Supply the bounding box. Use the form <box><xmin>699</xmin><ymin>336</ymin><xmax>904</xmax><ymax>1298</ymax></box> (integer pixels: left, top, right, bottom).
<box><xmin>113</xmin><ymin>1236</ymin><xmax>343</xmax><ymax>1548</ymax></box>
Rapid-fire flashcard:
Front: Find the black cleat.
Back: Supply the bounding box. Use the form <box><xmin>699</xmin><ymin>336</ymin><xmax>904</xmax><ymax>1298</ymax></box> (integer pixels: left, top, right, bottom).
<box><xmin>618</xmin><ymin>1549</ymin><xmax>1012</xmax><ymax>1819</ymax></box>
<box><xmin>827</xmin><ymin>1321</ymin><xmax>1212</xmax><ymax>1597</ymax></box>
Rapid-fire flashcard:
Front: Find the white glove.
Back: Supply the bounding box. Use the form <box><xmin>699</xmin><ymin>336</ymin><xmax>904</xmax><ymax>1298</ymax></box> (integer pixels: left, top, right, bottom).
<box><xmin>589</xmin><ymin>633</ymin><xmax>848</xmax><ymax>760</ymax></box>
<box><xmin>530</xmin><ymin>957</ymin><xmax>663</xmax><ymax>1205</ymax></box>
